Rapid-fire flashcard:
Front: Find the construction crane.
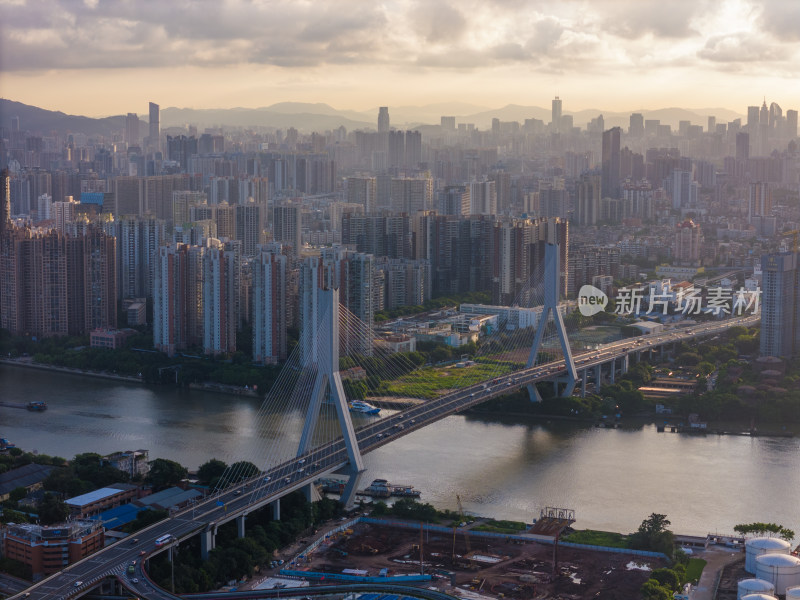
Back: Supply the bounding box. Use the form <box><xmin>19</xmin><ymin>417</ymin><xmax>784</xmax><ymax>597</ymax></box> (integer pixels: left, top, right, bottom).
<box><xmin>452</xmin><ymin>494</ymin><xmax>472</xmax><ymax>565</ymax></box>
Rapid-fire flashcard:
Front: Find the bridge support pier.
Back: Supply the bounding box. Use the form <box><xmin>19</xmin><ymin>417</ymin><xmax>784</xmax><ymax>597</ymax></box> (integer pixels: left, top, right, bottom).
<box><xmin>237</xmin><ymin>515</ymin><xmax>246</xmax><ymax>539</ymax></box>
<box><xmin>339</xmin><ymin>468</ymin><xmax>365</xmax><ymax>508</ymax></box>
<box><xmin>526</xmin><ymin>383</ymin><xmax>543</xmax><ymax>403</ymax></box>
<box><xmin>201</xmin><ymin>529</ymin><xmax>216</xmax><ymax>561</ymax></box>
<box><xmin>581</xmin><ymin>370</ymin><xmax>587</xmax><ymax>397</ymax></box>
<box><xmin>622</xmin><ymin>354</ymin><xmax>629</xmax><ymax>374</ymax></box>
<box><xmin>270</xmin><ymin>498</ymin><xmax>281</xmax><ymax>521</ymax></box>
<box><xmin>609</xmin><ymin>358</ymin><xmax>616</xmax><ymax>384</ymax></box>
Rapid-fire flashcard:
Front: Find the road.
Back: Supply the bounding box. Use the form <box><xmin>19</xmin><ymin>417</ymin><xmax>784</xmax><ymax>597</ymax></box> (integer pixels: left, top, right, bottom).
<box><xmin>9</xmin><ymin>315</ymin><xmax>756</xmax><ymax>600</ymax></box>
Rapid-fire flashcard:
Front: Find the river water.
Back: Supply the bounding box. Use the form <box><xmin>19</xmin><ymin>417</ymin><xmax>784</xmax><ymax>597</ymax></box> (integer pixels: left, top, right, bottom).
<box><xmin>2</xmin><ymin>364</ymin><xmax>799</xmax><ymax>539</ymax></box>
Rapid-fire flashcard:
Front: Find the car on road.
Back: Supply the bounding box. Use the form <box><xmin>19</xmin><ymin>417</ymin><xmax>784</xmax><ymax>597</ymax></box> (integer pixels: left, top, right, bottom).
<box><xmin>234</xmin><ymin>490</ymin><xmax>242</xmax><ymax>495</ymax></box>
<box><xmin>74</xmin><ymin>581</ymin><xmax>83</xmax><ymax>587</ymax></box>
<box><xmin>131</xmin><ymin>578</ymin><xmax>139</xmax><ymax>584</ymax></box>
<box><xmin>131</xmin><ymin>537</ymin><xmax>139</xmax><ymax>544</ymax></box>
<box><xmin>263</xmin><ymin>476</ymin><xmax>271</xmax><ymax>482</ymax></box>
<box><xmin>284</xmin><ymin>477</ymin><xmax>291</xmax><ymax>483</ymax></box>
<box><xmin>139</xmin><ymin>550</ymin><xmax>146</xmax><ymax>556</ymax></box>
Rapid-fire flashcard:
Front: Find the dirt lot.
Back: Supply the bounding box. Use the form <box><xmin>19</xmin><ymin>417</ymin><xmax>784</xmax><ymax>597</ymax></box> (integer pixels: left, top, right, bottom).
<box><xmin>298</xmin><ymin>522</ymin><xmax>664</xmax><ymax>599</ymax></box>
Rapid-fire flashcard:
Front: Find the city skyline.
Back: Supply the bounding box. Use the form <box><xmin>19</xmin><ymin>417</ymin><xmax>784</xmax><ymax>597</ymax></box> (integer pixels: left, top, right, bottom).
<box><xmin>2</xmin><ymin>0</ymin><xmax>800</xmax><ymax>117</ymax></box>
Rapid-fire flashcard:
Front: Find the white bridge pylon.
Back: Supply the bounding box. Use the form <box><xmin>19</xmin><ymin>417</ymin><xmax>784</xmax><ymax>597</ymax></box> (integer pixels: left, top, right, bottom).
<box><xmin>526</xmin><ymin>242</ymin><xmax>577</xmax><ymax>401</ymax></box>
<box><xmin>297</xmin><ymin>287</ymin><xmax>364</xmax><ymax>476</ymax></box>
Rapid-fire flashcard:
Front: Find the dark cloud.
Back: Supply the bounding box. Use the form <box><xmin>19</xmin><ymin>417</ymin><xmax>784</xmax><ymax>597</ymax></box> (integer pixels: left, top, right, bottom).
<box><xmin>757</xmin><ymin>2</ymin><xmax>800</xmax><ymax>41</ymax></box>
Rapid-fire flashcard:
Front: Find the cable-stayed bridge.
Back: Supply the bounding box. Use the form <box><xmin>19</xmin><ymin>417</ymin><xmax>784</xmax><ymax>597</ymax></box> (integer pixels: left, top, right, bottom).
<box><xmin>12</xmin><ymin>245</ymin><xmax>758</xmax><ymax>600</ymax></box>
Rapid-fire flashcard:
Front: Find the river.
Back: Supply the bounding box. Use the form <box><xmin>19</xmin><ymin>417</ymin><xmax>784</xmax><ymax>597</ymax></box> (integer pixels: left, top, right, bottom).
<box><xmin>2</xmin><ymin>363</ymin><xmax>799</xmax><ymax>539</ymax></box>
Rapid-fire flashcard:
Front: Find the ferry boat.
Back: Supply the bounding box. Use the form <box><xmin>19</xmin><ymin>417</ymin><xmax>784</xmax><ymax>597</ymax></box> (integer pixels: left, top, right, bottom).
<box><xmin>348</xmin><ymin>400</ymin><xmax>381</xmax><ymax>415</ymax></box>
<box><xmin>0</xmin><ymin>438</ymin><xmax>15</xmax><ymax>450</ymax></box>
<box><xmin>27</xmin><ymin>401</ymin><xmax>47</xmax><ymax>411</ymax></box>
<box><xmin>357</xmin><ymin>478</ymin><xmax>421</xmax><ymax>498</ymax></box>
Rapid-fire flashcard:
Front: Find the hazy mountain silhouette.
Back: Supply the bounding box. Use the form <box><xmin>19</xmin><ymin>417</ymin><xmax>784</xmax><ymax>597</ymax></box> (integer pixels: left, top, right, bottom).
<box><xmin>1</xmin><ymin>98</ymin><xmax>744</xmax><ymax>136</ymax></box>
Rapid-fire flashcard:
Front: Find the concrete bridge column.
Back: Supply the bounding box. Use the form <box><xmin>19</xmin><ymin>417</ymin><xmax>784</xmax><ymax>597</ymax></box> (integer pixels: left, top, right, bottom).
<box><xmin>201</xmin><ymin>529</ymin><xmax>216</xmax><ymax>561</ymax></box>
<box><xmin>595</xmin><ymin>364</ymin><xmax>602</xmax><ymax>387</ymax></box>
<box><xmin>270</xmin><ymin>498</ymin><xmax>281</xmax><ymax>521</ymax></box>
<box><xmin>609</xmin><ymin>358</ymin><xmax>616</xmax><ymax>384</ymax></box>
<box><xmin>581</xmin><ymin>370</ymin><xmax>587</xmax><ymax>397</ymax></box>
<box><xmin>622</xmin><ymin>354</ymin><xmax>629</xmax><ymax>374</ymax></box>
<box><xmin>237</xmin><ymin>515</ymin><xmax>246</xmax><ymax>539</ymax></box>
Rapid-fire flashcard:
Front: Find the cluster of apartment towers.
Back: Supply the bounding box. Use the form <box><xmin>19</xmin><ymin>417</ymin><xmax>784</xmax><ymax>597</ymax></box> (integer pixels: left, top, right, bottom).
<box><xmin>1</xmin><ymin>97</ymin><xmax>799</xmax><ymax>361</ymax></box>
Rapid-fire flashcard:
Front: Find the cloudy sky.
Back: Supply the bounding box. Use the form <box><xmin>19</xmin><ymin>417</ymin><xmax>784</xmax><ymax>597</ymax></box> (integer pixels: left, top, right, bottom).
<box><xmin>1</xmin><ymin>0</ymin><xmax>798</xmax><ymax>117</ymax></box>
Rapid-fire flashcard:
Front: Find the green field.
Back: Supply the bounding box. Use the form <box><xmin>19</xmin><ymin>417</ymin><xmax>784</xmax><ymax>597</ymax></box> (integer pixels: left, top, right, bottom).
<box><xmin>473</xmin><ymin>519</ymin><xmax>528</xmax><ymax>534</ymax></box>
<box><xmin>684</xmin><ymin>557</ymin><xmax>706</xmax><ymax>583</ymax></box>
<box><xmin>560</xmin><ymin>529</ymin><xmax>630</xmax><ymax>548</ymax></box>
<box><xmin>385</xmin><ymin>361</ymin><xmax>514</xmax><ymax>399</ymax></box>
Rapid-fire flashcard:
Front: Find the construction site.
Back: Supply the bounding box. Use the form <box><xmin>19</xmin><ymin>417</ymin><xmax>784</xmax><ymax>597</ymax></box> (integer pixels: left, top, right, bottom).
<box><xmin>288</xmin><ymin>516</ymin><xmax>665</xmax><ymax>600</ymax></box>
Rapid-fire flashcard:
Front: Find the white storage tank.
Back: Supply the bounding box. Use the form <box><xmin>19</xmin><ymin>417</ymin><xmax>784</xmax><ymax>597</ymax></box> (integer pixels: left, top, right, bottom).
<box><xmin>738</xmin><ymin>578</ymin><xmax>776</xmax><ymax>599</ymax></box>
<box><xmin>786</xmin><ymin>585</ymin><xmax>800</xmax><ymax>599</ymax></box>
<box><xmin>738</xmin><ymin>578</ymin><xmax>775</xmax><ymax>599</ymax></box>
<box><xmin>755</xmin><ymin>553</ymin><xmax>800</xmax><ymax>594</ymax></box>
<box><xmin>745</xmin><ymin>537</ymin><xmax>792</xmax><ymax>573</ymax></box>
<box><xmin>740</xmin><ymin>595</ymin><xmax>777</xmax><ymax>600</ymax></box>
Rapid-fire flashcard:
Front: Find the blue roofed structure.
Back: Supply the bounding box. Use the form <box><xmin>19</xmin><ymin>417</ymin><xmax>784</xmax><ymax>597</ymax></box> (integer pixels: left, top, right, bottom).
<box><xmin>89</xmin><ymin>503</ymin><xmax>149</xmax><ymax>530</ymax></box>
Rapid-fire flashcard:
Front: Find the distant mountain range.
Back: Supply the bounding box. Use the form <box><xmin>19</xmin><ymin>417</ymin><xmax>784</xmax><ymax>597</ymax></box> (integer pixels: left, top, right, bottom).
<box><xmin>1</xmin><ymin>98</ymin><xmax>745</xmax><ymax>137</ymax></box>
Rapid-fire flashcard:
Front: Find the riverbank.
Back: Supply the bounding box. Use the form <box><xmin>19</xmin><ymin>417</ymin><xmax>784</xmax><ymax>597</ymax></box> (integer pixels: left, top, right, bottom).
<box><xmin>0</xmin><ymin>358</ymin><xmax>260</xmax><ymax>398</ymax></box>
<box><xmin>0</xmin><ymin>357</ymin><xmax>143</xmax><ymax>383</ymax></box>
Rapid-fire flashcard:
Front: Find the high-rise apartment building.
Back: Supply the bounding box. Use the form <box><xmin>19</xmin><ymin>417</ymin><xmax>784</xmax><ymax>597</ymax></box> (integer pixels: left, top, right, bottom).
<box><xmin>469</xmin><ymin>180</ymin><xmax>497</xmax><ymax>215</ymax></box>
<box><xmin>0</xmin><ymin>225</ymin><xmax>116</xmax><ymax>337</ymax></box>
<box><xmin>203</xmin><ymin>239</ymin><xmax>239</xmax><ymax>356</ymax></box>
<box><xmin>672</xmin><ymin>220</ymin><xmax>703</xmax><ymax>266</ymax></box>
<box><xmin>273</xmin><ymin>203</ymin><xmax>302</xmax><ymax>258</ymax></box>
<box><xmin>437</xmin><ymin>185</ymin><xmax>470</xmax><ymax>217</ymax></box>
<box><xmin>760</xmin><ymin>252</ymin><xmax>800</xmax><ymax>358</ymax></box>
<box><xmin>576</xmin><ymin>174</ymin><xmax>601</xmax><ymax>226</ymax></box>
<box><xmin>341</xmin><ymin>213</ymin><xmax>411</xmax><ymax>259</ymax></box>
<box><xmin>748</xmin><ymin>182</ymin><xmax>772</xmax><ymax>222</ymax></box>
<box><xmin>346</xmin><ymin>177</ymin><xmax>378</xmax><ymax>214</ymax></box>
<box><xmin>235</xmin><ymin>200</ymin><xmax>265</xmax><ymax>257</ymax></box>
<box><xmin>153</xmin><ymin>243</ymin><xmax>204</xmax><ymax>355</ymax></box>
<box><xmin>252</xmin><ymin>243</ymin><xmax>287</xmax><ymax>364</ymax></box>
<box><xmin>148</xmin><ymin>102</ymin><xmax>160</xmax><ymax>153</ymax></box>
<box><xmin>601</xmin><ymin>127</ymin><xmax>621</xmax><ymax>199</ymax></box>
<box><xmin>390</xmin><ymin>177</ymin><xmax>433</xmax><ymax>213</ymax></box>
<box><xmin>116</xmin><ymin>215</ymin><xmax>166</xmax><ymax>300</ymax></box>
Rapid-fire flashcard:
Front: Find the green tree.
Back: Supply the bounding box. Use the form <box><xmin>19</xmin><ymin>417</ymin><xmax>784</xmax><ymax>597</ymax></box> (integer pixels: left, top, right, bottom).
<box><xmin>630</xmin><ymin>513</ymin><xmax>675</xmax><ymax>557</ymax></box>
<box><xmin>197</xmin><ymin>459</ymin><xmax>228</xmax><ymax>486</ymax></box>
<box><xmin>641</xmin><ymin>579</ymin><xmax>672</xmax><ymax>600</ymax></box>
<box><xmin>146</xmin><ymin>458</ymin><xmax>188</xmax><ymax>490</ymax></box>
<box><xmin>8</xmin><ymin>486</ymin><xmax>27</xmax><ymax>503</ymax></box>
<box><xmin>38</xmin><ymin>492</ymin><xmax>69</xmax><ymax>525</ymax></box>
<box><xmin>650</xmin><ymin>568</ymin><xmax>681</xmax><ymax>591</ymax></box>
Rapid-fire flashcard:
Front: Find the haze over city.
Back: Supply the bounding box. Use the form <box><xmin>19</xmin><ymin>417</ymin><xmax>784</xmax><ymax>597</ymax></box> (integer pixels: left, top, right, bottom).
<box><xmin>2</xmin><ymin>0</ymin><xmax>800</xmax><ymax>117</ymax></box>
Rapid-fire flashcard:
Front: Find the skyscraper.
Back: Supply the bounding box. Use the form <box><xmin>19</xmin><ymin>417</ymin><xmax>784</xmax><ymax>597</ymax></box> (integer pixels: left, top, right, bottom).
<box><xmin>148</xmin><ymin>102</ymin><xmax>160</xmax><ymax>153</ymax></box>
<box><xmin>378</xmin><ymin>107</ymin><xmax>390</xmax><ymax>133</ymax></box>
<box><xmin>551</xmin><ymin>97</ymin><xmax>562</xmax><ymax>132</ymax></box>
<box><xmin>125</xmin><ymin>113</ymin><xmax>140</xmax><ymax>146</ymax></box>
<box><xmin>760</xmin><ymin>252</ymin><xmax>800</xmax><ymax>358</ymax></box>
<box><xmin>787</xmin><ymin>110</ymin><xmax>798</xmax><ymax>139</ymax></box>
<box><xmin>736</xmin><ymin>132</ymin><xmax>750</xmax><ymax>161</ymax></box>
<box><xmin>629</xmin><ymin>113</ymin><xmax>644</xmax><ymax>137</ymax></box>
<box><xmin>601</xmin><ymin>127</ymin><xmax>621</xmax><ymax>199</ymax></box>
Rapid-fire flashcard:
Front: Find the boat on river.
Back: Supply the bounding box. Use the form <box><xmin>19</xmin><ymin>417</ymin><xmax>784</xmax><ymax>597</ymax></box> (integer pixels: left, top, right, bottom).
<box><xmin>349</xmin><ymin>400</ymin><xmax>381</xmax><ymax>415</ymax></box>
